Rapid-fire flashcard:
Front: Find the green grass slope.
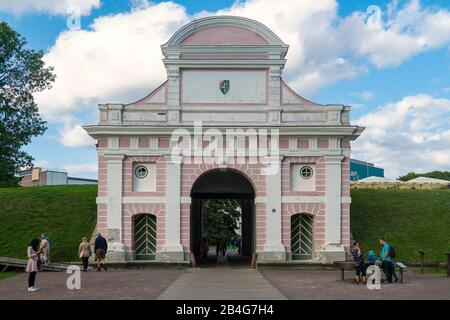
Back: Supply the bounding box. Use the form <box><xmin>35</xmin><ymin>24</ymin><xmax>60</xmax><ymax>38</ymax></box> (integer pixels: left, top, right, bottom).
<box><xmin>0</xmin><ymin>185</ymin><xmax>448</xmax><ymax>264</ymax></box>
<box><xmin>0</xmin><ymin>185</ymin><xmax>97</xmax><ymax>262</ymax></box>
<box><xmin>351</xmin><ymin>189</ymin><xmax>450</xmax><ymax>264</ymax></box>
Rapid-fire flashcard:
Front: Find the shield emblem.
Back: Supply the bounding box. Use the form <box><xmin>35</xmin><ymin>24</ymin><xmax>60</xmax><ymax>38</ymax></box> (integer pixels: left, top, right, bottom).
<box><xmin>219</xmin><ymin>80</ymin><xmax>230</xmax><ymax>94</ymax></box>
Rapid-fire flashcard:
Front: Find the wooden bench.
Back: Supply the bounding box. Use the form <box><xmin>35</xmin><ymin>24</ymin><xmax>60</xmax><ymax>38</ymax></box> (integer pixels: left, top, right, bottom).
<box><xmin>333</xmin><ymin>261</ymin><xmax>358</xmax><ymax>281</ymax></box>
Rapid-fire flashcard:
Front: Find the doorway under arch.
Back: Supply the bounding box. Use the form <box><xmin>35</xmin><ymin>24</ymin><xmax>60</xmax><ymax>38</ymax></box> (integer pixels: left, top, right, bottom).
<box><xmin>133</xmin><ymin>214</ymin><xmax>157</xmax><ymax>260</ymax></box>
<box><xmin>190</xmin><ymin>169</ymin><xmax>255</xmax><ymax>262</ymax></box>
<box><xmin>291</xmin><ymin>213</ymin><xmax>314</xmax><ymax>260</ymax></box>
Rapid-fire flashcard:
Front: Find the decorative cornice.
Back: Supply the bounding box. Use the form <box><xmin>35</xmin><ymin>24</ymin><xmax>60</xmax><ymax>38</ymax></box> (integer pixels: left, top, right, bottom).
<box><xmin>83</xmin><ymin>125</ymin><xmax>364</xmax><ymax>139</ymax></box>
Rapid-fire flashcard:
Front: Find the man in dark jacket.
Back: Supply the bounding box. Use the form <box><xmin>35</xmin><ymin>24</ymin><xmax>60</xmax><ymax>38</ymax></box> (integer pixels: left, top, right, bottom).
<box><xmin>94</xmin><ymin>233</ymin><xmax>108</xmax><ymax>272</ymax></box>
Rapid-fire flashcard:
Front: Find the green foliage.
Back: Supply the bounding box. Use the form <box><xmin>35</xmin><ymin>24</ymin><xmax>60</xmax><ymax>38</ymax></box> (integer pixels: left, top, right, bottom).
<box><xmin>0</xmin><ymin>185</ymin><xmax>97</xmax><ymax>262</ymax></box>
<box><xmin>398</xmin><ymin>171</ymin><xmax>450</xmax><ymax>182</ymax></box>
<box><xmin>0</xmin><ymin>22</ymin><xmax>55</xmax><ymax>187</ymax></box>
<box><xmin>351</xmin><ymin>189</ymin><xmax>450</xmax><ymax>263</ymax></box>
<box><xmin>202</xmin><ymin>199</ymin><xmax>241</xmax><ymax>245</ymax></box>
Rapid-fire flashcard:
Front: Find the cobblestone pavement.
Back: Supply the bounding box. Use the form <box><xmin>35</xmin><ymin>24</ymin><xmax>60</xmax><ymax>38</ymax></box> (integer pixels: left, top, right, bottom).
<box><xmin>260</xmin><ymin>269</ymin><xmax>450</xmax><ymax>300</ymax></box>
<box><xmin>158</xmin><ymin>267</ymin><xmax>287</xmax><ymax>300</ymax></box>
<box><xmin>0</xmin><ymin>268</ymin><xmax>185</xmax><ymax>300</ymax></box>
<box><xmin>1</xmin><ymin>267</ymin><xmax>449</xmax><ymax>300</ymax></box>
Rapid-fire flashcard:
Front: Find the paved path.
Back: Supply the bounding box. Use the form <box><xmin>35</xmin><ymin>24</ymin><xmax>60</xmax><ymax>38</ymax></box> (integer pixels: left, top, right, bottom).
<box><xmin>158</xmin><ymin>267</ymin><xmax>287</xmax><ymax>300</ymax></box>
<box><xmin>0</xmin><ymin>269</ymin><xmax>184</xmax><ymax>300</ymax></box>
<box><xmin>260</xmin><ymin>269</ymin><xmax>450</xmax><ymax>300</ymax></box>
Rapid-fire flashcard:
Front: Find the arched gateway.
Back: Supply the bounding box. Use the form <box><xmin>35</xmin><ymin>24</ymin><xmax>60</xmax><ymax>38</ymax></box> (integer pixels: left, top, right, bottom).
<box><xmin>190</xmin><ymin>169</ymin><xmax>255</xmax><ymax>259</ymax></box>
<box><xmin>84</xmin><ymin>16</ymin><xmax>364</xmax><ymax>264</ymax></box>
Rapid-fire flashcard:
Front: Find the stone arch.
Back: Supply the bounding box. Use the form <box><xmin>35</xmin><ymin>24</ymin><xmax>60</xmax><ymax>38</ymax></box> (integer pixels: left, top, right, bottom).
<box><xmin>122</xmin><ymin>204</ymin><xmax>165</xmax><ymax>253</ymax></box>
<box><xmin>188</xmin><ymin>167</ymin><xmax>257</xmax><ymax>259</ymax></box>
<box><xmin>181</xmin><ymin>162</ymin><xmax>266</xmax><ymax>198</ymax></box>
<box><xmin>290</xmin><ymin>213</ymin><xmax>314</xmax><ymax>260</ymax></box>
<box><xmin>282</xmin><ymin>203</ymin><xmax>326</xmax><ymax>253</ymax></box>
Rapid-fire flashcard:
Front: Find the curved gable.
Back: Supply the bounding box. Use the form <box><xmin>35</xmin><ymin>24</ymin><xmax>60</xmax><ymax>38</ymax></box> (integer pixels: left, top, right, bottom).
<box><xmin>181</xmin><ymin>26</ymin><xmax>268</xmax><ymax>45</ymax></box>
<box><xmin>163</xmin><ymin>16</ymin><xmax>286</xmax><ymax>47</ymax></box>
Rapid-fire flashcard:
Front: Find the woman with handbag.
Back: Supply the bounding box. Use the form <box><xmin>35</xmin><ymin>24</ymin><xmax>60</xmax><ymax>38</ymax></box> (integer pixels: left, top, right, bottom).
<box><xmin>78</xmin><ymin>237</ymin><xmax>92</xmax><ymax>272</ymax></box>
<box><xmin>26</xmin><ymin>238</ymin><xmax>40</xmax><ymax>292</ymax></box>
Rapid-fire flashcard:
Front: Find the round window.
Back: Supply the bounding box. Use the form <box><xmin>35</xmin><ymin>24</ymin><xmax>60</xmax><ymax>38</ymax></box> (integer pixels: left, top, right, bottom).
<box><xmin>300</xmin><ymin>166</ymin><xmax>313</xmax><ymax>179</ymax></box>
<box><xmin>135</xmin><ymin>165</ymin><xmax>148</xmax><ymax>179</ymax></box>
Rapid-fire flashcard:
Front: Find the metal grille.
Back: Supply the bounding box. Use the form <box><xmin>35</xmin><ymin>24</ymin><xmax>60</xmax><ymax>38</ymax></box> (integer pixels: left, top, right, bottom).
<box><xmin>291</xmin><ymin>214</ymin><xmax>313</xmax><ymax>260</ymax></box>
<box><xmin>134</xmin><ymin>214</ymin><xmax>156</xmax><ymax>260</ymax></box>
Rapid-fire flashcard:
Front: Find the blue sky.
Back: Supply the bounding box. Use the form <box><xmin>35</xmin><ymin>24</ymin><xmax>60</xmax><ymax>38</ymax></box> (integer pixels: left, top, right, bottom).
<box><xmin>1</xmin><ymin>0</ymin><xmax>450</xmax><ymax>178</ymax></box>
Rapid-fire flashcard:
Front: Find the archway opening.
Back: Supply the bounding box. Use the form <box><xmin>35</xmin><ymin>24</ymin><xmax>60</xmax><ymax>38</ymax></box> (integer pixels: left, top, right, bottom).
<box><xmin>190</xmin><ymin>169</ymin><xmax>255</xmax><ymax>266</ymax></box>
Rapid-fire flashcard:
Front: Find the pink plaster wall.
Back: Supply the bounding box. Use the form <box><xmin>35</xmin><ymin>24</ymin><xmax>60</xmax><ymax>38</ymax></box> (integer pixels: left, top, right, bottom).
<box><xmin>281</xmin><ymin>203</ymin><xmax>326</xmax><ymax>251</ymax></box>
<box><xmin>281</xmin><ymin>157</ymin><xmax>326</xmax><ymax>197</ymax></box>
<box><xmin>119</xmin><ymin>138</ymin><xmax>130</xmax><ymax>148</ymax></box>
<box><xmin>122</xmin><ymin>204</ymin><xmax>165</xmax><ymax>251</ymax></box>
<box><xmin>318</xmin><ymin>139</ymin><xmax>329</xmax><ymax>149</ymax></box>
<box><xmin>159</xmin><ymin>138</ymin><xmax>170</xmax><ymax>149</ymax></box>
<box><xmin>97</xmin><ymin>138</ymin><xmax>108</xmax><ymax>148</ymax></box>
<box><xmin>181</xmin><ymin>26</ymin><xmax>268</xmax><ymax>45</ymax></box>
<box><xmin>139</xmin><ymin>138</ymin><xmax>150</xmax><ymax>148</ymax></box>
<box><xmin>122</xmin><ymin>156</ymin><xmax>166</xmax><ymax>197</ymax></box>
<box><xmin>298</xmin><ymin>139</ymin><xmax>309</xmax><ymax>149</ymax></box>
<box><xmin>98</xmin><ymin>156</ymin><xmax>107</xmax><ymax>197</ymax></box>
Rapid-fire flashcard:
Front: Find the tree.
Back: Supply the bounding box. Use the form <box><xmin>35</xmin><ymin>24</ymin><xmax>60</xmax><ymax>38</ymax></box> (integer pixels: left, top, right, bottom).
<box><xmin>0</xmin><ymin>22</ymin><xmax>55</xmax><ymax>187</ymax></box>
<box><xmin>202</xmin><ymin>199</ymin><xmax>241</xmax><ymax>245</ymax></box>
<box><xmin>398</xmin><ymin>171</ymin><xmax>450</xmax><ymax>182</ymax></box>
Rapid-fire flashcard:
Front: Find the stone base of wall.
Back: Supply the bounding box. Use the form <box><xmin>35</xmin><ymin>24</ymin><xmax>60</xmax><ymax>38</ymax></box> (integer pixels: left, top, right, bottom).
<box><xmin>105</xmin><ymin>242</ymin><xmax>127</xmax><ymax>262</ymax></box>
<box><xmin>256</xmin><ymin>251</ymin><xmax>287</xmax><ymax>263</ymax></box>
<box><xmin>156</xmin><ymin>251</ymin><xmax>185</xmax><ymax>262</ymax></box>
<box><xmin>316</xmin><ymin>245</ymin><xmax>346</xmax><ymax>263</ymax></box>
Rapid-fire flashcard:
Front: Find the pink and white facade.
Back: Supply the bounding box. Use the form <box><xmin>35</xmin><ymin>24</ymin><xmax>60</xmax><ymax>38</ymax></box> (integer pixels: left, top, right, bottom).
<box><xmin>84</xmin><ymin>16</ymin><xmax>363</xmax><ymax>263</ymax></box>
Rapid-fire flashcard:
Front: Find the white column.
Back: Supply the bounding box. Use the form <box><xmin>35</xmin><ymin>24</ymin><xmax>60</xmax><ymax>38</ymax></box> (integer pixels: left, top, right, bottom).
<box><xmin>264</xmin><ymin>158</ymin><xmax>285</xmax><ymax>254</ymax></box>
<box><xmin>167</xmin><ymin>66</ymin><xmax>180</xmax><ymax>124</ymax></box>
<box><xmin>324</xmin><ymin>155</ymin><xmax>344</xmax><ymax>245</ymax></box>
<box><xmin>106</xmin><ymin>154</ymin><xmax>124</xmax><ymax>237</ymax></box>
<box><xmin>105</xmin><ymin>154</ymin><xmax>125</xmax><ymax>260</ymax></box>
<box><xmin>162</xmin><ymin>158</ymin><xmax>184</xmax><ymax>259</ymax></box>
<box><xmin>268</xmin><ymin>66</ymin><xmax>282</xmax><ymax>124</ymax></box>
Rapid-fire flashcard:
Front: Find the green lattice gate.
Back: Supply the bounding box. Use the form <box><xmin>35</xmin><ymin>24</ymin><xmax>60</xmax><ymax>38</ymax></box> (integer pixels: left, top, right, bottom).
<box><xmin>134</xmin><ymin>214</ymin><xmax>156</xmax><ymax>260</ymax></box>
<box><xmin>291</xmin><ymin>214</ymin><xmax>313</xmax><ymax>260</ymax></box>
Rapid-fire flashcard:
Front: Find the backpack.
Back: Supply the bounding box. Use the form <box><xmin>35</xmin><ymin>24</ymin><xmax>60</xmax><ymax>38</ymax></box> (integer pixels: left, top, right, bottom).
<box><xmin>388</xmin><ymin>244</ymin><xmax>396</xmax><ymax>259</ymax></box>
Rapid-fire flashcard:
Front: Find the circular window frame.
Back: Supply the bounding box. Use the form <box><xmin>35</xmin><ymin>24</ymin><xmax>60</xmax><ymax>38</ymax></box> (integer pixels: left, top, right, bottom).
<box><xmin>134</xmin><ymin>165</ymin><xmax>148</xmax><ymax>179</ymax></box>
<box><xmin>299</xmin><ymin>166</ymin><xmax>314</xmax><ymax>180</ymax></box>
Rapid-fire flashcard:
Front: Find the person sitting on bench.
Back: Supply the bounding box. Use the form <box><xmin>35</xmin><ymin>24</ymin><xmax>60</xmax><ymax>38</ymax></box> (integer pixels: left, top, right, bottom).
<box><xmin>351</xmin><ymin>241</ymin><xmax>367</xmax><ymax>284</ymax></box>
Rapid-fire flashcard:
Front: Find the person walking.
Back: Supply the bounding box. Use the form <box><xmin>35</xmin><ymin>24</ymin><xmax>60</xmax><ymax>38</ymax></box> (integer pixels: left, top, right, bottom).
<box><xmin>39</xmin><ymin>233</ymin><xmax>49</xmax><ymax>266</ymax></box>
<box><xmin>26</xmin><ymin>238</ymin><xmax>40</xmax><ymax>292</ymax></box>
<box><xmin>44</xmin><ymin>234</ymin><xmax>52</xmax><ymax>264</ymax></box>
<box><xmin>78</xmin><ymin>237</ymin><xmax>92</xmax><ymax>272</ymax></box>
<box><xmin>200</xmin><ymin>237</ymin><xmax>209</xmax><ymax>264</ymax></box>
<box><xmin>94</xmin><ymin>233</ymin><xmax>108</xmax><ymax>272</ymax></box>
<box><xmin>379</xmin><ymin>237</ymin><xmax>398</xmax><ymax>283</ymax></box>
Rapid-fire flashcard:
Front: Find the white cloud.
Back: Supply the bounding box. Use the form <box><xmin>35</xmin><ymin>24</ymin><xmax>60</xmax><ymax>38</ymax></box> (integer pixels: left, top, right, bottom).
<box><xmin>62</xmin><ymin>162</ymin><xmax>98</xmax><ymax>177</ymax></box>
<box><xmin>352</xmin><ymin>94</ymin><xmax>450</xmax><ymax>178</ymax></box>
<box><xmin>340</xmin><ymin>0</ymin><xmax>450</xmax><ymax>68</ymax></box>
<box><xmin>31</xmin><ymin>0</ymin><xmax>450</xmax><ymax>149</ymax></box>
<box><xmin>59</xmin><ymin>124</ymin><xmax>96</xmax><ymax>147</ymax></box>
<box><xmin>35</xmin><ymin>1</ymin><xmax>189</xmax><ymax>120</ymax></box>
<box><xmin>0</xmin><ymin>0</ymin><xmax>100</xmax><ymax>16</ymax></box>
<box><xmin>33</xmin><ymin>160</ymin><xmax>51</xmax><ymax>169</ymax></box>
